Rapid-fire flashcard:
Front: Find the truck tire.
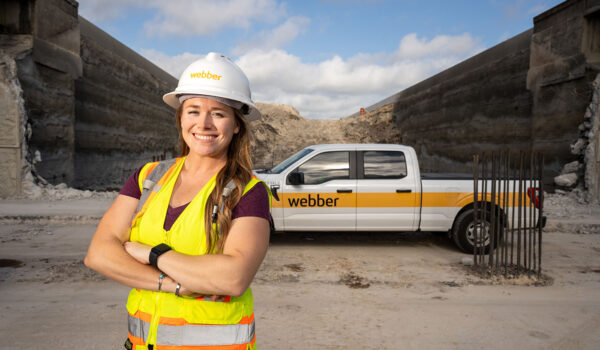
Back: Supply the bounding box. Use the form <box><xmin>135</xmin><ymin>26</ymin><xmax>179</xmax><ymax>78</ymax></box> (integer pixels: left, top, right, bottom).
<box><xmin>452</xmin><ymin>208</ymin><xmax>499</xmax><ymax>254</ymax></box>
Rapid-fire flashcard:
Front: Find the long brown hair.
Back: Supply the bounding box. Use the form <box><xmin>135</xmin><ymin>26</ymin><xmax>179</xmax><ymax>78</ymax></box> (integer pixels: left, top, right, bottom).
<box><xmin>175</xmin><ymin>105</ymin><xmax>253</xmax><ymax>253</ymax></box>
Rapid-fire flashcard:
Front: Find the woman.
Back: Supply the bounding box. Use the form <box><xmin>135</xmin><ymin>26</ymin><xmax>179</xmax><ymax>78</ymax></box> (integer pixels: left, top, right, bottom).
<box><xmin>85</xmin><ymin>52</ymin><xmax>271</xmax><ymax>350</ymax></box>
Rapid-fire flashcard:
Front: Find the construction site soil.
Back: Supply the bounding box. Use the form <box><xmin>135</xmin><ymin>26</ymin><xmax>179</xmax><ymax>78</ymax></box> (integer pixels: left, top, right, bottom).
<box><xmin>1</xmin><ymin>189</ymin><xmax>599</xmax><ymax>349</ymax></box>
<box><xmin>250</xmin><ymin>103</ymin><xmax>399</xmax><ymax>170</ymax></box>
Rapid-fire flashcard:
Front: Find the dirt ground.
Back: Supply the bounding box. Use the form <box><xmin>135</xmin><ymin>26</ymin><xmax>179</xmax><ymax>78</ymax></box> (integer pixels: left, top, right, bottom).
<box><xmin>1</xmin><ymin>194</ymin><xmax>600</xmax><ymax>350</ymax></box>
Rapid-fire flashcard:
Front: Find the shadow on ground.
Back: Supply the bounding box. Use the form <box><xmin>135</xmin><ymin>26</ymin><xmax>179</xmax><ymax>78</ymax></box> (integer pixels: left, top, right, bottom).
<box><xmin>269</xmin><ymin>230</ymin><xmax>457</xmax><ymax>250</ymax></box>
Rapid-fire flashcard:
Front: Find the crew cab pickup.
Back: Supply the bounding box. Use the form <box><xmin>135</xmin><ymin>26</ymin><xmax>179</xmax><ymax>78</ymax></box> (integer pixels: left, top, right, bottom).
<box><xmin>254</xmin><ymin>144</ymin><xmax>543</xmax><ymax>253</ymax></box>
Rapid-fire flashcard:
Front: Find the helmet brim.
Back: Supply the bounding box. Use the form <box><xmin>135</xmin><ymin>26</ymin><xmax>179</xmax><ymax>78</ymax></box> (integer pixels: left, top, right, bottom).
<box><xmin>163</xmin><ymin>91</ymin><xmax>261</xmax><ymax>121</ymax></box>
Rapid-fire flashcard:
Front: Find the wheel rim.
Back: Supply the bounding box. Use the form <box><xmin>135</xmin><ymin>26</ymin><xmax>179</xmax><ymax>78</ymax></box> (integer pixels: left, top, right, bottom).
<box><xmin>466</xmin><ymin>221</ymin><xmax>490</xmax><ymax>247</ymax></box>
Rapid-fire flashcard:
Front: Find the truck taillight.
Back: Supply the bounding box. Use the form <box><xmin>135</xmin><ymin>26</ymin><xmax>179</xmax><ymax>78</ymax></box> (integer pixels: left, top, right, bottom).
<box><xmin>527</xmin><ymin>187</ymin><xmax>542</xmax><ymax>208</ymax></box>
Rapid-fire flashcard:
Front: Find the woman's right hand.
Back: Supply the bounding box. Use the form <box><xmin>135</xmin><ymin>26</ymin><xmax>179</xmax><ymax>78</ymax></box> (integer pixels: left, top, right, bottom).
<box><xmin>163</xmin><ymin>275</ymin><xmax>219</xmax><ymax>300</ymax></box>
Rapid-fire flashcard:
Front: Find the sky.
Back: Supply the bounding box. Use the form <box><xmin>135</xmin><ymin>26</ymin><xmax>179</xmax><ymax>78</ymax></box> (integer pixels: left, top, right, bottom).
<box><xmin>78</xmin><ymin>0</ymin><xmax>565</xmax><ymax>119</ymax></box>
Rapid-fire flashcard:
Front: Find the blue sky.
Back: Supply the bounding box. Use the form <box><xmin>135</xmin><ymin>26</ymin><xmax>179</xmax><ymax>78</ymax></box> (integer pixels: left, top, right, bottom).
<box><xmin>79</xmin><ymin>0</ymin><xmax>564</xmax><ymax>119</ymax></box>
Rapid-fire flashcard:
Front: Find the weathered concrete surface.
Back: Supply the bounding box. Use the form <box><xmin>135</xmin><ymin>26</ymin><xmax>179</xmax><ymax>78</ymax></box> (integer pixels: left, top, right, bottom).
<box><xmin>75</xmin><ymin>18</ymin><xmax>178</xmax><ymax>190</ymax></box>
<box><xmin>1</xmin><ymin>0</ymin><xmax>178</xmax><ymax>194</ymax></box>
<box><xmin>0</xmin><ymin>2</ymin><xmax>35</xmax><ymax>199</ymax></box>
<box><xmin>584</xmin><ymin>74</ymin><xmax>600</xmax><ymax>201</ymax></box>
<box><xmin>12</xmin><ymin>0</ymin><xmax>80</xmax><ymax>185</ymax></box>
<box><xmin>0</xmin><ymin>51</ymin><xmax>28</xmax><ymax>198</ymax></box>
<box><xmin>384</xmin><ymin>30</ymin><xmax>534</xmax><ymax>174</ymax></box>
<box><xmin>0</xmin><ymin>56</ymin><xmax>21</xmax><ymax>197</ymax></box>
<box><xmin>528</xmin><ymin>0</ymin><xmax>600</xmax><ymax>186</ymax></box>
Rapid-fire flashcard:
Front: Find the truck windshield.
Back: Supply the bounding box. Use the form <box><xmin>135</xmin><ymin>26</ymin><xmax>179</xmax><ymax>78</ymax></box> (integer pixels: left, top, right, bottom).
<box><xmin>271</xmin><ymin>148</ymin><xmax>314</xmax><ymax>174</ymax></box>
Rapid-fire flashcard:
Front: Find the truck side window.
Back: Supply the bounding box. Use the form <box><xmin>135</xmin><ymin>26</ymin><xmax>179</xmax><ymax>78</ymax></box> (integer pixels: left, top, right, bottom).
<box><xmin>297</xmin><ymin>151</ymin><xmax>350</xmax><ymax>184</ymax></box>
<box><xmin>363</xmin><ymin>151</ymin><xmax>407</xmax><ymax>179</ymax></box>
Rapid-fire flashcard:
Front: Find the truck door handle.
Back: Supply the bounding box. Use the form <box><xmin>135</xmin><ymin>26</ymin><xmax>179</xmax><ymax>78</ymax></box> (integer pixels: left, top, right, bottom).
<box><xmin>337</xmin><ymin>189</ymin><xmax>353</xmax><ymax>193</ymax></box>
<box><xmin>396</xmin><ymin>189</ymin><xmax>412</xmax><ymax>193</ymax></box>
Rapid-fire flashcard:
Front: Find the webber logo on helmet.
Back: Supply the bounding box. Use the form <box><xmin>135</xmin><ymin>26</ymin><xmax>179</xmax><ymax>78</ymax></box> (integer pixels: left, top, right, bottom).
<box><xmin>190</xmin><ymin>71</ymin><xmax>222</xmax><ymax>80</ymax></box>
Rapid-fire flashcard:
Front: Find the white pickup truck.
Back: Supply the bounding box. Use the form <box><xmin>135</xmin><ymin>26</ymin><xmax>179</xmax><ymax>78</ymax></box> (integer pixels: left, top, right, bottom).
<box><xmin>254</xmin><ymin>144</ymin><xmax>544</xmax><ymax>253</ymax></box>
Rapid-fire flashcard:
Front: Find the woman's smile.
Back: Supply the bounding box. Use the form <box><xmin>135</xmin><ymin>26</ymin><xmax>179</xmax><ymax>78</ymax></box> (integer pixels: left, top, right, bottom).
<box><xmin>192</xmin><ymin>133</ymin><xmax>218</xmax><ymax>141</ymax></box>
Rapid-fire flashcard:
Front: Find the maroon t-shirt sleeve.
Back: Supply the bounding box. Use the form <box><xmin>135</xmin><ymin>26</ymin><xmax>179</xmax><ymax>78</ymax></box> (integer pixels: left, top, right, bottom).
<box><xmin>232</xmin><ymin>183</ymin><xmax>271</xmax><ymax>222</ymax></box>
<box><xmin>119</xmin><ymin>165</ymin><xmax>144</xmax><ymax>199</ymax></box>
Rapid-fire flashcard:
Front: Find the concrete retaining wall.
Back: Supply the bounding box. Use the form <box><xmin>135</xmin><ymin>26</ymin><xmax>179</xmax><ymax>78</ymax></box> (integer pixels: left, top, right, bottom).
<box><xmin>363</xmin><ymin>0</ymin><xmax>600</xmax><ymax>196</ymax></box>
<box><xmin>389</xmin><ymin>30</ymin><xmax>534</xmax><ymax>173</ymax></box>
<box><xmin>0</xmin><ymin>53</ymin><xmax>26</xmax><ymax>197</ymax></box>
<box><xmin>528</xmin><ymin>0</ymin><xmax>600</xmax><ymax>188</ymax></box>
<box><xmin>75</xmin><ymin>18</ymin><xmax>178</xmax><ymax>190</ymax></box>
<box><xmin>0</xmin><ymin>0</ymin><xmax>177</xmax><ymax>195</ymax></box>
<box><xmin>14</xmin><ymin>0</ymin><xmax>81</xmax><ymax>185</ymax></box>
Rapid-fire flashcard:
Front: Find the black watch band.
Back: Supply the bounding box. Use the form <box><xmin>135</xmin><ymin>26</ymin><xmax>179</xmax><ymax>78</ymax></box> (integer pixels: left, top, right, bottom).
<box><xmin>149</xmin><ymin>243</ymin><xmax>171</xmax><ymax>268</ymax></box>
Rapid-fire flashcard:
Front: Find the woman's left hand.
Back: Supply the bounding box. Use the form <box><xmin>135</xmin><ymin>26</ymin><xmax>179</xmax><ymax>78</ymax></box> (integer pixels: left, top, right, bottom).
<box><xmin>124</xmin><ymin>241</ymin><xmax>152</xmax><ymax>265</ymax></box>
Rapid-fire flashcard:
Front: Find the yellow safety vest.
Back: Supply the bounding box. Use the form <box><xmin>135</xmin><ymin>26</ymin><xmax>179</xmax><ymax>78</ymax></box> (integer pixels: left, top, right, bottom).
<box><xmin>126</xmin><ymin>157</ymin><xmax>268</xmax><ymax>350</ymax></box>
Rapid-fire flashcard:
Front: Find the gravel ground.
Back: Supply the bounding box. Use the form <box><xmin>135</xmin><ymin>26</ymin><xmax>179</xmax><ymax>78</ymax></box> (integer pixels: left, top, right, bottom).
<box><xmin>1</xmin><ymin>192</ymin><xmax>599</xmax><ymax>349</ymax></box>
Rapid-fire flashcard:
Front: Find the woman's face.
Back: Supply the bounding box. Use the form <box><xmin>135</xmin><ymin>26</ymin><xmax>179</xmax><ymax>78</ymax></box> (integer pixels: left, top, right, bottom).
<box><xmin>180</xmin><ymin>97</ymin><xmax>239</xmax><ymax>159</ymax></box>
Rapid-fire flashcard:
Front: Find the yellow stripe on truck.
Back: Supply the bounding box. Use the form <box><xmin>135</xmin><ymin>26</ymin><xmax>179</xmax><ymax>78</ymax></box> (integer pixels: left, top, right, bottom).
<box><xmin>357</xmin><ymin>193</ymin><xmax>419</xmax><ymax>207</ymax></box>
<box><xmin>273</xmin><ymin>192</ymin><xmax>532</xmax><ymax>208</ymax></box>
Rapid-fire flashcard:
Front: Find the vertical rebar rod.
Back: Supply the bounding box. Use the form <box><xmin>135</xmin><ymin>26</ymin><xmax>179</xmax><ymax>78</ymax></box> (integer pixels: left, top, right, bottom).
<box><xmin>496</xmin><ymin>152</ymin><xmax>501</xmax><ymax>270</ymax></box>
<box><xmin>490</xmin><ymin>152</ymin><xmax>502</xmax><ymax>272</ymax></box>
<box><xmin>523</xmin><ymin>153</ymin><xmax>528</xmax><ymax>273</ymax></box>
<box><xmin>510</xmin><ymin>152</ymin><xmax>517</xmax><ymax>266</ymax></box>
<box><xmin>538</xmin><ymin>154</ymin><xmax>544</xmax><ymax>279</ymax></box>
<box><xmin>504</xmin><ymin>151</ymin><xmax>510</xmax><ymax>275</ymax></box>
<box><xmin>524</xmin><ymin>152</ymin><xmax>528</xmax><ymax>273</ymax></box>
<box><xmin>528</xmin><ymin>152</ymin><xmax>534</xmax><ymax>277</ymax></box>
<box><xmin>489</xmin><ymin>153</ymin><xmax>497</xmax><ymax>270</ymax></box>
<box><xmin>473</xmin><ymin>154</ymin><xmax>479</xmax><ymax>266</ymax></box>
<box><xmin>495</xmin><ymin>152</ymin><xmax>501</xmax><ymax>270</ymax></box>
<box><xmin>531</xmin><ymin>153</ymin><xmax>540</xmax><ymax>272</ymax></box>
<box><xmin>517</xmin><ymin>151</ymin><xmax>524</xmax><ymax>276</ymax></box>
<box><xmin>482</xmin><ymin>154</ymin><xmax>488</xmax><ymax>268</ymax></box>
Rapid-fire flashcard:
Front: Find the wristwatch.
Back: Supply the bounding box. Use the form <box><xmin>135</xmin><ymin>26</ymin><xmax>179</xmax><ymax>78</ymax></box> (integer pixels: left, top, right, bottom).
<box><xmin>149</xmin><ymin>243</ymin><xmax>171</xmax><ymax>268</ymax></box>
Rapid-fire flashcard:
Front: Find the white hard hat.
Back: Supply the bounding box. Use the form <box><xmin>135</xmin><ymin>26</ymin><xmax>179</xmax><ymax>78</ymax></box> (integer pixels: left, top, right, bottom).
<box><xmin>163</xmin><ymin>52</ymin><xmax>261</xmax><ymax>121</ymax></box>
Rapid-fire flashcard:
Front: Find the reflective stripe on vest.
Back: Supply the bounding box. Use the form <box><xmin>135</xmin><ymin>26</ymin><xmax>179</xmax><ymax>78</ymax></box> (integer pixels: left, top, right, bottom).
<box><xmin>128</xmin><ymin>314</ymin><xmax>255</xmax><ymax>347</ymax></box>
<box><xmin>126</xmin><ymin>156</ymin><xmax>270</xmax><ymax>349</ymax></box>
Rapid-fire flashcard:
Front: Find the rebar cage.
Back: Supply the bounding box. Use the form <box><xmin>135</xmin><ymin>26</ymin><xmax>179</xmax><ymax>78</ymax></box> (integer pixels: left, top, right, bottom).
<box><xmin>473</xmin><ymin>151</ymin><xmax>544</xmax><ymax>278</ymax></box>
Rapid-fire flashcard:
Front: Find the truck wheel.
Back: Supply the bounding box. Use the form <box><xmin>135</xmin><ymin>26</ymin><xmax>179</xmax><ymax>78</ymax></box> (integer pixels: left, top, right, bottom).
<box><xmin>452</xmin><ymin>209</ymin><xmax>497</xmax><ymax>254</ymax></box>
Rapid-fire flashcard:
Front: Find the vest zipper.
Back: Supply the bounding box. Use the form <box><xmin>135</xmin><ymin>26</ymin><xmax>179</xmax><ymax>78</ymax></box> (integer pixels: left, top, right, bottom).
<box><xmin>147</xmin><ymin>291</ymin><xmax>162</xmax><ymax>347</ymax></box>
<box><xmin>148</xmin><ymin>231</ymin><xmax>170</xmax><ymax>347</ymax></box>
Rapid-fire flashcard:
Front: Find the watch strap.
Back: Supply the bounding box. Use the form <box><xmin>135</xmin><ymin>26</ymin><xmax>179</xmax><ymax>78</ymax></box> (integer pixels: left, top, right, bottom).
<box><xmin>149</xmin><ymin>243</ymin><xmax>171</xmax><ymax>268</ymax></box>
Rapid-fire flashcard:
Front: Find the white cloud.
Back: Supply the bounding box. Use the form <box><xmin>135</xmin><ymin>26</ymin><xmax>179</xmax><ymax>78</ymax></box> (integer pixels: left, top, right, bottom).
<box><xmin>144</xmin><ymin>0</ymin><xmax>286</xmax><ymax>37</ymax></box>
<box><xmin>142</xmin><ymin>33</ymin><xmax>483</xmax><ymax>119</ymax></box>
<box><xmin>231</xmin><ymin>16</ymin><xmax>310</xmax><ymax>55</ymax></box>
<box><xmin>79</xmin><ymin>0</ymin><xmax>286</xmax><ymax>36</ymax></box>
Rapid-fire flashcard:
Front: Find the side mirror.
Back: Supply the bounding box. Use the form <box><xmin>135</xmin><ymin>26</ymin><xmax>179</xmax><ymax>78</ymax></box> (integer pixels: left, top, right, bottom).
<box><xmin>287</xmin><ymin>172</ymin><xmax>304</xmax><ymax>185</ymax></box>
<box><xmin>270</xmin><ymin>185</ymin><xmax>280</xmax><ymax>201</ymax></box>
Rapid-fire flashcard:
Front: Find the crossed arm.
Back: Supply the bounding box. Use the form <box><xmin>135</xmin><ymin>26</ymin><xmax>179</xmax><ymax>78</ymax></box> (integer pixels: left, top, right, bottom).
<box><xmin>84</xmin><ymin>194</ymin><xmax>270</xmax><ymax>296</ymax></box>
